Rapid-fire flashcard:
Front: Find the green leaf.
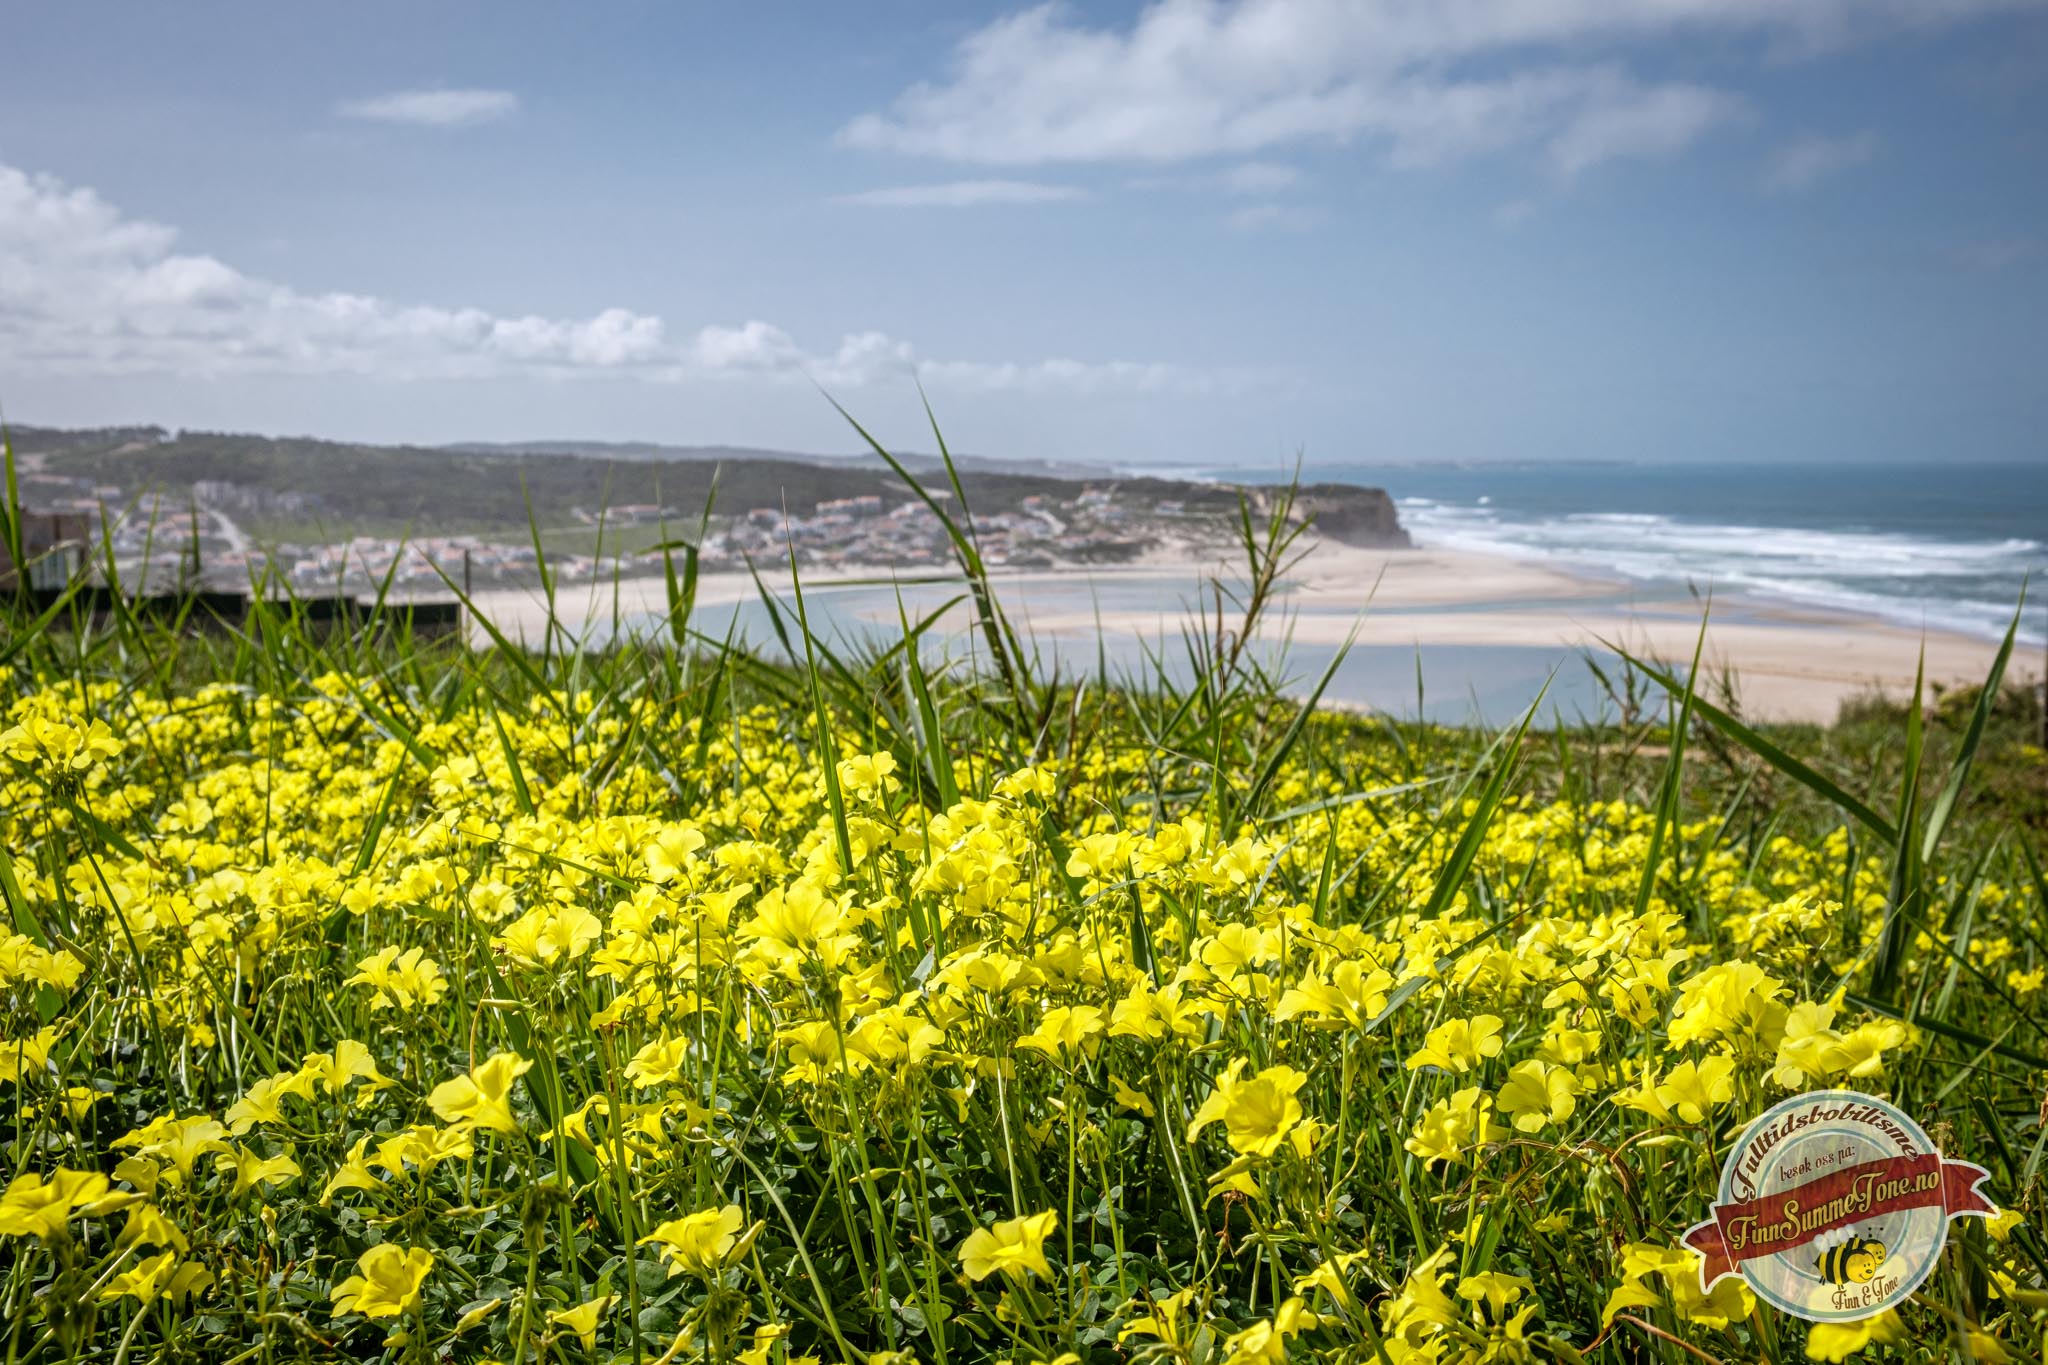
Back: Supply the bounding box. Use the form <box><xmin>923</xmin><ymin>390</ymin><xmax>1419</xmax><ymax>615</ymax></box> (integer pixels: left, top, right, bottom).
<box><xmin>1420</xmin><ymin>684</ymin><xmax>1544</xmax><ymax>921</ymax></box>
<box><xmin>1606</xmin><ymin>643</ymin><xmax>1899</xmax><ymax>844</ymax></box>
<box><xmin>1921</xmin><ymin>594</ymin><xmax>2023</xmax><ymax>863</ymax></box>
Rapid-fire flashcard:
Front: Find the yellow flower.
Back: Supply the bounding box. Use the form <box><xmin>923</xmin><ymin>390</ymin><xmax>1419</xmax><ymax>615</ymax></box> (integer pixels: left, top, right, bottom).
<box><xmin>1824</xmin><ymin>1019</ymin><xmax>1911</xmax><ymax>1078</ymax></box>
<box><xmin>1456</xmin><ymin>1270</ymin><xmax>1532</xmax><ymax>1321</ymax></box>
<box><xmin>345</xmin><ymin>945</ymin><xmax>449</xmax><ymax>1011</ymax></box>
<box><xmin>1495</xmin><ymin>1059</ymin><xmax>1578</xmax><ymax>1132</ymax></box>
<box><xmin>958</xmin><ymin>1209</ymin><xmax>1058</xmax><ymax>1282</ymax></box>
<box><xmin>1382</xmin><ymin>1246</ymin><xmax>1460</xmax><ymax>1342</ymax></box>
<box><xmin>626</xmin><ymin>1035</ymin><xmax>689</xmax><ymax>1089</ymax></box>
<box><xmin>1607</xmin><ymin>1242</ymin><xmax>1749</xmax><ymax>1322</ymax></box>
<box><xmin>1017</xmin><ymin>1005</ymin><xmax>1105</xmax><ymax>1059</ymax></box>
<box><xmin>102</xmin><ymin>1251</ymin><xmax>213</xmax><ymax>1306</ymax></box>
<box><xmin>0</xmin><ymin>1025</ymin><xmax>60</xmax><ymax>1086</ymax></box>
<box><xmin>158</xmin><ymin>794</ymin><xmax>213</xmax><ymax>834</ymax></box>
<box><xmin>1064</xmin><ymin>832</ymin><xmax>1129</xmax><ymax>884</ymax></box>
<box><xmin>331</xmin><ymin>1244</ymin><xmax>434</xmax><ymax>1320</ymax></box>
<box><xmin>740</xmin><ymin>882</ymin><xmax>843</xmax><ymax>949</ymax></box>
<box><xmin>1110</xmin><ymin>1076</ymin><xmax>1156</xmax><ymax>1116</ymax></box>
<box><xmin>835</xmin><ymin>751</ymin><xmax>899</xmax><ymax>803</ymax></box>
<box><xmin>1668</xmin><ymin>961</ymin><xmax>1784</xmax><ymax>1046</ymax></box>
<box><xmin>1653</xmin><ymin>1054</ymin><xmax>1736</xmax><ymax>1125</ymax></box>
<box><xmin>215</xmin><ymin>1146</ymin><xmax>301</xmax><ymax>1199</ymax></box>
<box><xmin>0</xmin><ymin>1168</ymin><xmax>136</xmax><ymax>1239</ymax></box>
<box><xmin>1109</xmin><ymin>981</ymin><xmax>1209</xmax><ymax>1041</ymax></box>
<box><xmin>1120</xmin><ymin>1286</ymin><xmax>1198</xmax><ymax>1345</ymax></box>
<box><xmin>1963</xmin><ymin>1330</ymin><xmax>2014</xmax><ymax>1363</ymax></box>
<box><xmin>372</xmin><ymin>1125</ymin><xmax>475</xmax><ymax>1177</ymax></box>
<box><xmin>1221</xmin><ymin>1296</ymin><xmax>1311</xmax><ymax>1365</ymax></box>
<box><xmin>776</xmin><ymin>1020</ymin><xmax>851</xmax><ymax>1084</ymax></box>
<box><xmin>0</xmin><ymin>711</ymin><xmax>121</xmax><ymax>772</ymax></box>
<box><xmin>428</xmin><ymin>1053</ymin><xmax>532</xmax><ymax>1134</ymax></box>
<box><xmin>0</xmin><ymin>937</ymin><xmax>83</xmax><ymax>991</ymax></box>
<box><xmin>1293</xmin><ymin>1251</ymin><xmax>1367</xmax><ymax>1309</ymax></box>
<box><xmin>548</xmin><ymin>1294</ymin><xmax>616</xmax><ymax>1350</ymax></box>
<box><xmin>118</xmin><ymin>1205</ymin><xmax>189</xmax><ymax>1253</ymax></box>
<box><xmin>321</xmin><ymin>1137</ymin><xmax>382</xmax><ymax>1205</ymax></box>
<box><xmin>455</xmin><ymin>1297</ymin><xmax>507</xmax><ymax>1334</ymax></box>
<box><xmin>1273</xmin><ymin>960</ymin><xmax>1393</xmax><ymax>1029</ymax></box>
<box><xmin>1805</xmin><ymin>1308</ymin><xmax>1906</xmax><ymax>1361</ymax></box>
<box><xmin>100</xmin><ymin>1251</ymin><xmax>179</xmax><ymax>1305</ymax></box>
<box><xmin>1405</xmin><ymin>1015</ymin><xmax>1505</xmax><ymax>1073</ymax></box>
<box><xmin>493</xmin><ymin>905</ymin><xmax>604</xmax><ymax>966</ymax></box>
<box><xmin>847</xmin><ymin>1007</ymin><xmax>944</xmax><ymax>1071</ymax></box>
<box><xmin>1770</xmin><ymin>1000</ymin><xmax>1840</xmax><ymax>1089</ymax></box>
<box><xmin>640</xmin><ymin>1204</ymin><xmax>748</xmax><ymax>1276</ymax></box>
<box><xmin>112</xmin><ymin>1115</ymin><xmax>232</xmax><ymax>1184</ymax></box>
<box><xmin>736</xmin><ymin>1324</ymin><xmax>797</xmax><ymax>1365</ymax></box>
<box><xmin>225</xmin><ymin>1070</ymin><xmax>319</xmax><ymax>1134</ymax></box>
<box><xmin>1187</xmin><ymin>1060</ymin><xmax>1310</xmax><ymax>1157</ymax></box>
<box><xmin>301</xmin><ymin>1040</ymin><xmax>392</xmax><ymax>1098</ymax></box>
<box><xmin>1404</xmin><ymin>1087</ymin><xmax>1503</xmax><ymax>1169</ymax></box>
<box><xmin>642</xmin><ymin>823</ymin><xmax>707</xmax><ymax>883</ymax></box>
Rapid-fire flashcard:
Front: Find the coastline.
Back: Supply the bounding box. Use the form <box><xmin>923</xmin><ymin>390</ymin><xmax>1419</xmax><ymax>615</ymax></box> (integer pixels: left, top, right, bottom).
<box><xmin>466</xmin><ymin>538</ymin><xmax>2030</xmax><ymax>726</ymax></box>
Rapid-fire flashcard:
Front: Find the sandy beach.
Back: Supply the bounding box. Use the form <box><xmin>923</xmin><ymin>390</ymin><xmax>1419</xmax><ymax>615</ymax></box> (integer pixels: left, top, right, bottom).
<box><xmin>467</xmin><ymin>539</ymin><xmax>2031</xmax><ymax>725</ymax></box>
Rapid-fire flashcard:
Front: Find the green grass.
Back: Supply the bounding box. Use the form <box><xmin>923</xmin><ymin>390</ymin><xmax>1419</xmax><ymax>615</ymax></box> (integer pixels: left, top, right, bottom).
<box><xmin>2</xmin><ymin>416</ymin><xmax>2047</xmax><ymax>1365</ymax></box>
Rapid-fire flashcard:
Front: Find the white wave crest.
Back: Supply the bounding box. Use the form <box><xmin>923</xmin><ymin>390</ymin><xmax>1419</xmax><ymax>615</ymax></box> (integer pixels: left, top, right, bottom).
<box><xmin>1400</xmin><ymin>501</ymin><xmax>2045</xmax><ymax>643</ymax></box>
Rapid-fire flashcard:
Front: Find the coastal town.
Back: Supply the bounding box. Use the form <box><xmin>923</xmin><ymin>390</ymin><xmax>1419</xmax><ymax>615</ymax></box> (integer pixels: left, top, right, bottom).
<box><xmin>4</xmin><ymin>428</ymin><xmax>1404</xmax><ymax>600</ymax></box>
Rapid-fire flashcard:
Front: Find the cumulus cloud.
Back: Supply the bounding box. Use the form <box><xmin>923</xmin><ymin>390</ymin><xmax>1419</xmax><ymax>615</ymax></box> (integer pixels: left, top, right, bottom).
<box><xmin>1763</xmin><ymin>130</ymin><xmax>1881</xmax><ymax>191</ymax></box>
<box><xmin>838</xmin><ymin>0</ymin><xmax>2020</xmax><ymax>174</ymax></box>
<box><xmin>832</xmin><ymin>179</ymin><xmax>1085</xmax><ymax>207</ymax></box>
<box><xmin>0</xmin><ymin>160</ymin><xmax>1190</xmax><ymax>394</ymax></box>
<box><xmin>336</xmin><ymin>88</ymin><xmax>520</xmax><ymax>127</ymax></box>
<box><xmin>0</xmin><ymin>161</ymin><xmax>664</xmax><ymax>380</ymax></box>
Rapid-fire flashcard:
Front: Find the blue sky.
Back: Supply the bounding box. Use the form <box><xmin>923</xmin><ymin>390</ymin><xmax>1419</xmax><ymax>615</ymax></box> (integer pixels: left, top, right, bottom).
<box><xmin>1</xmin><ymin>1</ymin><xmax>2044</xmax><ymax>465</ymax></box>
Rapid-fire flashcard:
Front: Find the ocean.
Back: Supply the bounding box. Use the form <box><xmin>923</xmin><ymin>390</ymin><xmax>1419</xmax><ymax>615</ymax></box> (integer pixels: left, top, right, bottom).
<box><xmin>1222</xmin><ymin>459</ymin><xmax>2048</xmax><ymax>646</ymax></box>
<box><xmin>629</xmin><ymin>459</ymin><xmax>2047</xmax><ymax>727</ymax></box>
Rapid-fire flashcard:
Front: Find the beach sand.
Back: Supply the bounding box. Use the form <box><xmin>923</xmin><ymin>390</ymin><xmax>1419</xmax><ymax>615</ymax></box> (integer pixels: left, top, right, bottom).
<box><xmin>467</xmin><ymin>539</ymin><xmax>2030</xmax><ymax>725</ymax></box>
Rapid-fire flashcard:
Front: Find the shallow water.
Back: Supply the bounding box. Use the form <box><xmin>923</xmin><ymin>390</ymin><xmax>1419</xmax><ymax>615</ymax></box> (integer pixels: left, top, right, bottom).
<box><xmin>616</xmin><ymin>574</ymin><xmax>1640</xmax><ymax>727</ymax></box>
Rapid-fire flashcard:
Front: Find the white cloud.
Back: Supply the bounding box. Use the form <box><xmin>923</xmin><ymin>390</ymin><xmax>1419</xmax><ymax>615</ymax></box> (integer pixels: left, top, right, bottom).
<box><xmin>832</xmin><ymin>179</ymin><xmax>1085</xmax><ymax>207</ymax></box>
<box><xmin>1762</xmin><ymin>130</ymin><xmax>1881</xmax><ymax>191</ymax></box>
<box><xmin>922</xmin><ymin>357</ymin><xmax>1195</xmax><ymax>394</ymax></box>
<box><xmin>1224</xmin><ymin>202</ymin><xmax>1324</xmax><ymax>232</ymax></box>
<box><xmin>0</xmin><ymin>159</ymin><xmax>1188</xmax><ymax>395</ymax></box>
<box><xmin>838</xmin><ymin>0</ymin><xmax>2021</xmax><ymax>174</ymax></box>
<box><xmin>336</xmin><ymin>88</ymin><xmax>520</xmax><ymax>128</ymax></box>
<box><xmin>1220</xmin><ymin>161</ymin><xmax>1301</xmax><ymax>194</ymax></box>
<box><xmin>1227</xmin><ymin>204</ymin><xmax>1288</xmax><ymax>231</ymax></box>
<box><xmin>1546</xmin><ymin>80</ymin><xmax>1744</xmax><ymax>178</ymax></box>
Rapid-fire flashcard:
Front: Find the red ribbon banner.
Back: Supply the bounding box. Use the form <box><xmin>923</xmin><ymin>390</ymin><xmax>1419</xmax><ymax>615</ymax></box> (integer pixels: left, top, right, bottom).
<box><xmin>1685</xmin><ymin>1152</ymin><xmax>1995</xmax><ymax>1285</ymax></box>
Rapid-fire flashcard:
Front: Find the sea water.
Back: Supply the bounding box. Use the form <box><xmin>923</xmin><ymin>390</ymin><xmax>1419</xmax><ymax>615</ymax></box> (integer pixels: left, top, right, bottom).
<box><xmin>626</xmin><ymin>460</ymin><xmax>2046</xmax><ymax>726</ymax></box>
<box><xmin>1221</xmin><ymin>459</ymin><xmax>2048</xmax><ymax>646</ymax></box>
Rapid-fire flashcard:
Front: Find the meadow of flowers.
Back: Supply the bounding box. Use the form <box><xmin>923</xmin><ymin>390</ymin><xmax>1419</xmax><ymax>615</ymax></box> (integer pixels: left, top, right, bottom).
<box><xmin>2</xmin><ymin>469</ymin><xmax>2045</xmax><ymax>1365</ymax></box>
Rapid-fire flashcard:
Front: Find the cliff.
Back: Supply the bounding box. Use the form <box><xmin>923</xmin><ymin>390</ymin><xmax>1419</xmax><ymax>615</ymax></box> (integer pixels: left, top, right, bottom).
<box><xmin>1291</xmin><ymin>483</ymin><xmax>1411</xmax><ymax>548</ymax></box>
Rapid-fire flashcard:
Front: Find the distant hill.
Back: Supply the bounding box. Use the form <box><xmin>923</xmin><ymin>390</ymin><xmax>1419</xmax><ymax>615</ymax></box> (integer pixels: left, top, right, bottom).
<box><xmin>443</xmin><ymin>438</ymin><xmax>1119</xmax><ymax>481</ymax></box>
<box><xmin>8</xmin><ymin>422</ymin><xmax>1407</xmax><ymax>551</ymax></box>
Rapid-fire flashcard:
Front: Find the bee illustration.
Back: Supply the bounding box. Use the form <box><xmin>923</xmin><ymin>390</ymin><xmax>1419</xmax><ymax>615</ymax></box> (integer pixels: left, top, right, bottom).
<box><xmin>1813</xmin><ymin>1230</ymin><xmax>1887</xmax><ymax>1286</ymax></box>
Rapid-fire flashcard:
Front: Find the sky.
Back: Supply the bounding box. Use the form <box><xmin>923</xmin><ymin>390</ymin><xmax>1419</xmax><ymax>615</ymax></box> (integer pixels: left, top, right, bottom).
<box><xmin>1</xmin><ymin>0</ymin><xmax>2045</xmax><ymax>466</ymax></box>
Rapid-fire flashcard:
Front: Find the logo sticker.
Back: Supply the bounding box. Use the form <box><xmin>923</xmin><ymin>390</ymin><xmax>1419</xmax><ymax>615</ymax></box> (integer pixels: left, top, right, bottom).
<box><xmin>1684</xmin><ymin>1089</ymin><xmax>1997</xmax><ymax>1322</ymax></box>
